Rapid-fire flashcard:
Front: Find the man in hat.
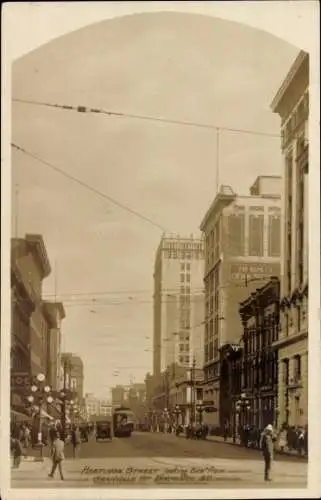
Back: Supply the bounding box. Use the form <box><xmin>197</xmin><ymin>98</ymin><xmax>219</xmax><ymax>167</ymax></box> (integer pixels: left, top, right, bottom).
<box><xmin>260</xmin><ymin>424</ymin><xmax>276</xmax><ymax>482</ymax></box>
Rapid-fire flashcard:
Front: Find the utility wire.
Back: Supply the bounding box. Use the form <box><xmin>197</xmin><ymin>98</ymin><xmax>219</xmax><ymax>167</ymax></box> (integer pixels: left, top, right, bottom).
<box><xmin>11</xmin><ymin>142</ymin><xmax>167</xmax><ymax>232</ymax></box>
<box><xmin>12</xmin><ymin>97</ymin><xmax>281</xmax><ymax>139</ymax></box>
<box><xmin>42</xmin><ymin>286</ymin><xmax>205</xmax><ymax>298</ymax></box>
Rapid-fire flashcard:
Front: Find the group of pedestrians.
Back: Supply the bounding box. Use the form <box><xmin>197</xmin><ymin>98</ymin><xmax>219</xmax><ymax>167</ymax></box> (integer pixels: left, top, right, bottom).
<box><xmin>11</xmin><ymin>422</ymin><xmax>83</xmax><ymax>481</ymax></box>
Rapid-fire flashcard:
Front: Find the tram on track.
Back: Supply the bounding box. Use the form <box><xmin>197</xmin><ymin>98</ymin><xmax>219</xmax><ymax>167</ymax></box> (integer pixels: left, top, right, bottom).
<box><xmin>113</xmin><ymin>407</ymin><xmax>135</xmax><ymax>437</ymax></box>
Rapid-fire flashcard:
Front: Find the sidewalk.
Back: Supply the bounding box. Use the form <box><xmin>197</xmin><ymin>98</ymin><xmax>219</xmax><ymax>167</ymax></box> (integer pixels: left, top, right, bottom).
<box><xmin>173</xmin><ymin>433</ymin><xmax>308</xmax><ymax>460</ymax></box>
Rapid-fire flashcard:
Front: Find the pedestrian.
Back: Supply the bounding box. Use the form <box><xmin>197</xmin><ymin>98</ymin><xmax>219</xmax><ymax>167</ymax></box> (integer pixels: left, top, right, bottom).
<box><xmin>71</xmin><ymin>425</ymin><xmax>81</xmax><ymax>459</ymax></box>
<box><xmin>48</xmin><ymin>431</ymin><xmax>65</xmax><ymax>480</ymax></box>
<box><xmin>223</xmin><ymin>420</ymin><xmax>229</xmax><ymax>441</ymax></box>
<box><xmin>277</xmin><ymin>427</ymin><xmax>287</xmax><ymax>453</ymax></box>
<box><xmin>260</xmin><ymin>424</ymin><xmax>276</xmax><ymax>482</ymax></box>
<box><xmin>11</xmin><ymin>432</ymin><xmax>25</xmax><ymax>469</ymax></box>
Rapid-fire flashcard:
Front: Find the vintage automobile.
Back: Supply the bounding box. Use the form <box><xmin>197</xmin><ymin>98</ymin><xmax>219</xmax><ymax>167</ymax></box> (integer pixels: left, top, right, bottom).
<box><xmin>95</xmin><ymin>419</ymin><xmax>112</xmax><ymax>441</ymax></box>
<box><xmin>79</xmin><ymin>424</ymin><xmax>89</xmax><ymax>442</ymax></box>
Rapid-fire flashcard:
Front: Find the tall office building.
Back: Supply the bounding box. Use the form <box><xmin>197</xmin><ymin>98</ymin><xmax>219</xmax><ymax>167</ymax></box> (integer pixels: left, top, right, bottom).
<box><xmin>153</xmin><ymin>235</ymin><xmax>205</xmax><ymax>378</ymax></box>
<box><xmin>200</xmin><ymin>177</ymin><xmax>282</xmax><ymax>426</ymax></box>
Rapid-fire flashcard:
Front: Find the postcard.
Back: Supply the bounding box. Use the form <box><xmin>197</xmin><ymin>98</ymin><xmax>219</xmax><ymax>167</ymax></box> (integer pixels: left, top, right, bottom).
<box><xmin>1</xmin><ymin>1</ymin><xmax>320</xmax><ymax>499</ymax></box>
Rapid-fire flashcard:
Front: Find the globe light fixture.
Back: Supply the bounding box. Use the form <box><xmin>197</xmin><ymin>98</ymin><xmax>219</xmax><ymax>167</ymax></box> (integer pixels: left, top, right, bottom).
<box><xmin>44</xmin><ymin>385</ymin><xmax>50</xmax><ymax>393</ymax></box>
<box><xmin>27</xmin><ymin>395</ymin><xmax>34</xmax><ymax>403</ymax></box>
<box><xmin>37</xmin><ymin>373</ymin><xmax>45</xmax><ymax>382</ymax></box>
<box><xmin>47</xmin><ymin>396</ymin><xmax>53</xmax><ymax>404</ymax></box>
<box><xmin>31</xmin><ymin>385</ymin><xmax>38</xmax><ymax>392</ymax></box>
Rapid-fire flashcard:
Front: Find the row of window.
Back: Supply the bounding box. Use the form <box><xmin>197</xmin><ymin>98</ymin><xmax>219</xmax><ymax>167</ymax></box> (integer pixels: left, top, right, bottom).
<box><xmin>282</xmin><ymin>355</ymin><xmax>302</xmax><ymax>385</ymax></box>
<box><xmin>284</xmin><ymin>145</ymin><xmax>307</xmax><ymax>295</ymax></box>
<box><xmin>164</xmin><ymin>250</ymin><xmax>205</xmax><ymax>260</ymax></box>
<box><xmin>180</xmin><ymin>272</ymin><xmax>191</xmax><ymax>283</ymax></box>
<box><xmin>179</xmin><ymin>355</ymin><xmax>190</xmax><ymax>364</ymax></box>
<box><xmin>223</xmin><ymin>214</ymin><xmax>281</xmax><ymax>258</ymax></box>
<box><xmin>243</xmin><ymin>319</ymin><xmax>279</xmax><ymax>354</ymax></box>
<box><xmin>179</xmin><ymin>343</ymin><xmax>190</xmax><ymax>352</ymax></box>
<box><xmin>181</xmin><ymin>263</ymin><xmax>191</xmax><ymax>271</ymax></box>
<box><xmin>243</xmin><ymin>354</ymin><xmax>278</xmax><ymax>389</ymax></box>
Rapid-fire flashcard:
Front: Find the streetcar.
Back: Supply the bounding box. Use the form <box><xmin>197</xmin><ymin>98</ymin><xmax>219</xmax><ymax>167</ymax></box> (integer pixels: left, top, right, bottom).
<box><xmin>113</xmin><ymin>407</ymin><xmax>135</xmax><ymax>437</ymax></box>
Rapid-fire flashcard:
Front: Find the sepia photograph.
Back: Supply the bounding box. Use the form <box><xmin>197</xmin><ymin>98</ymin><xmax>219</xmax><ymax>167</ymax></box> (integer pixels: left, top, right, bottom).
<box><xmin>1</xmin><ymin>1</ymin><xmax>320</xmax><ymax>498</ymax></box>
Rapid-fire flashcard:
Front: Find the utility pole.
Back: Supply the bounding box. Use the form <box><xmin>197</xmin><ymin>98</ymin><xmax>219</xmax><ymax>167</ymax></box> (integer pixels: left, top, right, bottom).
<box><xmin>215</xmin><ymin>128</ymin><xmax>220</xmax><ymax>194</ymax></box>
<box><xmin>14</xmin><ymin>183</ymin><xmax>19</xmax><ymax>237</ymax></box>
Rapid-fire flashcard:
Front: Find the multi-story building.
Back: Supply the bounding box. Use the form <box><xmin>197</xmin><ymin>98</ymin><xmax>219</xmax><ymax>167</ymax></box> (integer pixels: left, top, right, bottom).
<box><xmin>111</xmin><ymin>385</ymin><xmax>126</xmax><ymax>407</ymax></box>
<box><xmin>200</xmin><ymin>178</ymin><xmax>282</xmax><ymax>428</ymax></box>
<box><xmin>153</xmin><ymin>235</ymin><xmax>205</xmax><ymax>379</ymax></box>
<box><xmin>42</xmin><ymin>301</ymin><xmax>65</xmax><ymax>391</ymax></box>
<box><xmin>85</xmin><ymin>393</ymin><xmax>100</xmax><ymax>418</ymax></box>
<box><xmin>60</xmin><ymin>353</ymin><xmax>84</xmax><ymax>404</ymax></box>
<box><xmin>98</xmin><ymin>399</ymin><xmax>112</xmax><ymax>417</ymax></box>
<box><xmin>11</xmin><ymin>235</ymin><xmax>66</xmax><ymax>414</ymax></box>
<box><xmin>11</xmin><ymin>235</ymin><xmax>52</xmax><ymax>377</ymax></box>
<box><xmin>271</xmin><ymin>50</ymin><xmax>309</xmax><ymax>428</ymax></box>
<box><xmin>239</xmin><ymin>277</ymin><xmax>280</xmax><ymax>430</ymax></box>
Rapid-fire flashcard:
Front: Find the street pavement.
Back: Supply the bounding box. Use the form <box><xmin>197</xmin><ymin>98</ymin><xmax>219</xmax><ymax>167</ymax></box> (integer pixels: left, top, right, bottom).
<box><xmin>11</xmin><ymin>432</ymin><xmax>308</xmax><ymax>489</ymax></box>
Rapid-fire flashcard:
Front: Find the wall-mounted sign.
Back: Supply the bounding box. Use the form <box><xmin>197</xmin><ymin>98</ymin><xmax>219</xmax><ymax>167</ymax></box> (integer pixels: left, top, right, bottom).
<box><xmin>11</xmin><ymin>372</ymin><xmax>30</xmax><ymax>391</ymax></box>
<box><xmin>229</xmin><ymin>262</ymin><xmax>279</xmax><ymax>284</ymax></box>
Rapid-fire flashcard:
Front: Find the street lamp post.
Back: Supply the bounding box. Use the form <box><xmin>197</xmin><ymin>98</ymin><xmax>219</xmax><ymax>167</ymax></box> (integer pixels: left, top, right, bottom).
<box><xmin>27</xmin><ymin>373</ymin><xmax>53</xmax><ymax>462</ymax></box>
<box><xmin>235</xmin><ymin>392</ymin><xmax>251</xmax><ymax>443</ymax></box>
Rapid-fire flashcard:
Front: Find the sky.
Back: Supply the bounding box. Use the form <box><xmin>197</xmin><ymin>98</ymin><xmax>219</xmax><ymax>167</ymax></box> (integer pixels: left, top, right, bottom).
<box><xmin>10</xmin><ymin>11</ymin><xmax>300</xmax><ymax>398</ymax></box>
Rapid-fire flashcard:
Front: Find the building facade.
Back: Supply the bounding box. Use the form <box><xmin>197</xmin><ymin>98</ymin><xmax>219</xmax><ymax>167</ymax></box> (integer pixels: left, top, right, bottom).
<box><xmin>111</xmin><ymin>385</ymin><xmax>126</xmax><ymax>407</ymax></box>
<box><xmin>42</xmin><ymin>301</ymin><xmax>65</xmax><ymax>391</ymax></box>
<box><xmin>153</xmin><ymin>235</ymin><xmax>205</xmax><ymax>379</ymax></box>
<box><xmin>271</xmin><ymin>50</ymin><xmax>309</xmax><ymax>428</ymax></box>
<box><xmin>200</xmin><ymin>179</ymin><xmax>282</xmax><ymax>428</ymax></box>
<box><xmin>239</xmin><ymin>278</ymin><xmax>280</xmax><ymax>431</ymax></box>
<box><xmin>85</xmin><ymin>393</ymin><xmax>100</xmax><ymax>419</ymax></box>
<box><xmin>60</xmin><ymin>353</ymin><xmax>84</xmax><ymax>403</ymax></box>
<box><xmin>10</xmin><ymin>235</ymin><xmax>66</xmax><ymax>414</ymax></box>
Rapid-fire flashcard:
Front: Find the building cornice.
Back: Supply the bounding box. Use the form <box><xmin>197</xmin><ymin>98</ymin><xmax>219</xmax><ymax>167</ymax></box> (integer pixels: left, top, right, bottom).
<box><xmin>271</xmin><ymin>50</ymin><xmax>309</xmax><ymax>113</ymax></box>
<box><xmin>42</xmin><ymin>301</ymin><xmax>66</xmax><ymax>325</ymax></box>
<box><xmin>25</xmin><ymin>234</ymin><xmax>51</xmax><ymax>278</ymax></box>
<box><xmin>200</xmin><ymin>192</ymin><xmax>236</xmax><ymax>232</ymax></box>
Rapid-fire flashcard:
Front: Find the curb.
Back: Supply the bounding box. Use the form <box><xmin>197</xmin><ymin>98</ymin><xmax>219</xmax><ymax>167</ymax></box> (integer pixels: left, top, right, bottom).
<box><xmin>172</xmin><ymin>433</ymin><xmax>307</xmax><ymax>459</ymax></box>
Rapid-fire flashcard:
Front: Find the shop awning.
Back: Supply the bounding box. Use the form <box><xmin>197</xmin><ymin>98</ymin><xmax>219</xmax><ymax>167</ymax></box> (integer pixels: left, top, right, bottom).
<box><xmin>11</xmin><ymin>409</ymin><xmax>31</xmax><ymax>422</ymax></box>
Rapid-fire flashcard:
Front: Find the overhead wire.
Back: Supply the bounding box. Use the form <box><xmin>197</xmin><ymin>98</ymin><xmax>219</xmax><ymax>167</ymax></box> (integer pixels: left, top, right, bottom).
<box><xmin>12</xmin><ymin>97</ymin><xmax>281</xmax><ymax>138</ymax></box>
<box><xmin>11</xmin><ymin>142</ymin><xmax>168</xmax><ymax>233</ymax></box>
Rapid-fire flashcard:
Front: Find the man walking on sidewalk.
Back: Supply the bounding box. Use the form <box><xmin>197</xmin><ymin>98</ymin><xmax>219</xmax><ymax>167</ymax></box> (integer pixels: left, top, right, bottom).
<box><xmin>260</xmin><ymin>424</ymin><xmax>276</xmax><ymax>482</ymax></box>
<box><xmin>48</xmin><ymin>431</ymin><xmax>65</xmax><ymax>481</ymax></box>
<box><xmin>71</xmin><ymin>425</ymin><xmax>81</xmax><ymax>459</ymax></box>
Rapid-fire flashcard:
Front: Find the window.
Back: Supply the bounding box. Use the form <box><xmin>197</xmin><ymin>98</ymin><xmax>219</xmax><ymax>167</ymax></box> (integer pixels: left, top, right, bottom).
<box><xmin>249</xmin><ymin>214</ymin><xmax>264</xmax><ymax>256</ymax></box>
<box><xmin>179</xmin><ymin>356</ymin><xmax>184</xmax><ymax>364</ymax></box>
<box><xmin>283</xmin><ymin>359</ymin><xmax>289</xmax><ymax>385</ymax></box>
<box><xmin>268</xmin><ymin>215</ymin><xmax>281</xmax><ymax>256</ymax></box>
<box><xmin>180</xmin><ymin>263</ymin><xmax>185</xmax><ymax>271</ymax></box>
<box><xmin>186</xmin><ymin>263</ymin><xmax>190</xmax><ymax>271</ymax></box>
<box><xmin>179</xmin><ymin>344</ymin><xmax>184</xmax><ymax>352</ymax></box>
<box><xmin>186</xmin><ymin>274</ymin><xmax>190</xmax><ymax>283</ymax></box>
<box><xmin>294</xmin><ymin>355</ymin><xmax>301</xmax><ymax>382</ymax></box>
<box><xmin>227</xmin><ymin>214</ymin><xmax>245</xmax><ymax>255</ymax></box>
<box><xmin>185</xmin><ymin>356</ymin><xmax>189</xmax><ymax>364</ymax></box>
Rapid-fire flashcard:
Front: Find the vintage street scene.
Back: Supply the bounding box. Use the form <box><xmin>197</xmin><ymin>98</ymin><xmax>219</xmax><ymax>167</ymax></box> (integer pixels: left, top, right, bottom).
<box><xmin>7</xmin><ymin>4</ymin><xmax>311</xmax><ymax>493</ymax></box>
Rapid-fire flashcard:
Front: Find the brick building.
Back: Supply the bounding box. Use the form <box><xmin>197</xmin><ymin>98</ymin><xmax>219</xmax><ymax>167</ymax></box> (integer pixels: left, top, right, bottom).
<box><xmin>239</xmin><ymin>277</ymin><xmax>280</xmax><ymax>430</ymax></box>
